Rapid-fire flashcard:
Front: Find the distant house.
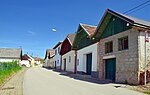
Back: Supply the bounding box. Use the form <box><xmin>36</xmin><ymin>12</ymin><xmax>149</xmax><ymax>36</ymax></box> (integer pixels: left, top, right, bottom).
<box><xmin>60</xmin><ymin>34</ymin><xmax>76</xmax><ymax>72</ymax></box>
<box><xmin>44</xmin><ymin>49</ymin><xmax>55</xmax><ymax>68</ymax></box>
<box><xmin>72</xmin><ymin>24</ymin><xmax>98</xmax><ymax>78</ymax></box>
<box><xmin>27</xmin><ymin>55</ymin><xmax>35</xmax><ymax>67</ymax></box>
<box><xmin>93</xmin><ymin>9</ymin><xmax>150</xmax><ymax>84</ymax></box>
<box><xmin>34</xmin><ymin>57</ymin><xmax>42</xmax><ymax>65</ymax></box>
<box><xmin>53</xmin><ymin>42</ymin><xmax>62</xmax><ymax>69</ymax></box>
<box><xmin>20</xmin><ymin>54</ymin><xmax>35</xmax><ymax>67</ymax></box>
<box><xmin>20</xmin><ymin>54</ymin><xmax>31</xmax><ymax>67</ymax></box>
<box><xmin>0</xmin><ymin>48</ymin><xmax>22</xmax><ymax>62</ymax></box>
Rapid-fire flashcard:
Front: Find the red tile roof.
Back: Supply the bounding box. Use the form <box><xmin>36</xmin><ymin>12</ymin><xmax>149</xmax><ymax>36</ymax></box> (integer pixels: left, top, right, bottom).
<box><xmin>67</xmin><ymin>34</ymin><xmax>76</xmax><ymax>45</ymax></box>
<box><xmin>80</xmin><ymin>24</ymin><xmax>97</xmax><ymax>35</ymax></box>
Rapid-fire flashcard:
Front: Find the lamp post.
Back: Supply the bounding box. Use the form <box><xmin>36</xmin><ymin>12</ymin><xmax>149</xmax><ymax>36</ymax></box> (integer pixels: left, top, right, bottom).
<box><xmin>51</xmin><ymin>28</ymin><xmax>63</xmax><ymax>70</ymax></box>
<box><xmin>51</xmin><ymin>28</ymin><xmax>63</xmax><ymax>40</ymax></box>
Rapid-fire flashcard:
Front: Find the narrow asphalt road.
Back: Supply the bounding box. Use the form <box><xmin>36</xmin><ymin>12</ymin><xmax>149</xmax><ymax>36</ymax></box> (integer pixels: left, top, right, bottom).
<box><xmin>23</xmin><ymin>67</ymin><xmax>145</xmax><ymax>95</ymax></box>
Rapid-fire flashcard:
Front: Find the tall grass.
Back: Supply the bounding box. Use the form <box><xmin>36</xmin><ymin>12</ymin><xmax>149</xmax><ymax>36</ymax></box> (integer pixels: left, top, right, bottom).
<box><xmin>0</xmin><ymin>61</ymin><xmax>22</xmax><ymax>85</ymax></box>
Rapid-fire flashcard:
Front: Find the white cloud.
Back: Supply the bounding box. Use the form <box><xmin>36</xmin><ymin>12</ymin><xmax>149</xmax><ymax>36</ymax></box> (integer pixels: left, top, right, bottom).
<box><xmin>52</xmin><ymin>28</ymin><xmax>57</xmax><ymax>32</ymax></box>
<box><xmin>27</xmin><ymin>31</ymin><xmax>36</xmax><ymax>35</ymax></box>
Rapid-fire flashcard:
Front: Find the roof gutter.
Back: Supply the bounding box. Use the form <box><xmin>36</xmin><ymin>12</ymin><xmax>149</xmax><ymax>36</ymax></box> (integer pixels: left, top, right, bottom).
<box><xmin>133</xmin><ymin>23</ymin><xmax>150</xmax><ymax>30</ymax></box>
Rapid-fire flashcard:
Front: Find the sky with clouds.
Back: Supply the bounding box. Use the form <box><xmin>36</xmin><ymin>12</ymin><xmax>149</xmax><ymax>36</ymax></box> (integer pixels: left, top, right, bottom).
<box><xmin>0</xmin><ymin>0</ymin><xmax>150</xmax><ymax>58</ymax></box>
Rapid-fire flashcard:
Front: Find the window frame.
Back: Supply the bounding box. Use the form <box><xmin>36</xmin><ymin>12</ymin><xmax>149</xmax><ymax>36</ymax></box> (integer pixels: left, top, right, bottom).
<box><xmin>58</xmin><ymin>47</ymin><xmax>60</xmax><ymax>54</ymax></box>
<box><xmin>118</xmin><ymin>36</ymin><xmax>128</xmax><ymax>51</ymax></box>
<box><xmin>55</xmin><ymin>49</ymin><xmax>57</xmax><ymax>55</ymax></box>
<box><xmin>57</xmin><ymin>60</ymin><xmax>59</xmax><ymax>64</ymax></box>
<box><xmin>69</xmin><ymin>56</ymin><xmax>71</xmax><ymax>63</ymax></box>
<box><xmin>105</xmin><ymin>41</ymin><xmax>113</xmax><ymax>54</ymax></box>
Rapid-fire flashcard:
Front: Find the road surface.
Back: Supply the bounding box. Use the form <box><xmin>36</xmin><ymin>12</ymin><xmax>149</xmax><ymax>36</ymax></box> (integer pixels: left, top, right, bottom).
<box><xmin>23</xmin><ymin>67</ymin><xmax>145</xmax><ymax>95</ymax></box>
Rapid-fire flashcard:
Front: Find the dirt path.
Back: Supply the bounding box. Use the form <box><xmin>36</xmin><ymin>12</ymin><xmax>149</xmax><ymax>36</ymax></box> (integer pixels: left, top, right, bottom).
<box><xmin>0</xmin><ymin>68</ymin><xmax>27</xmax><ymax>95</ymax></box>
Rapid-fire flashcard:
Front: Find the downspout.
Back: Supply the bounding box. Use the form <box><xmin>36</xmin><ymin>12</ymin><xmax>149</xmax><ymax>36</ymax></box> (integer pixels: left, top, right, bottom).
<box><xmin>74</xmin><ymin>50</ymin><xmax>77</xmax><ymax>74</ymax></box>
<box><xmin>60</xmin><ymin>55</ymin><xmax>62</xmax><ymax>70</ymax></box>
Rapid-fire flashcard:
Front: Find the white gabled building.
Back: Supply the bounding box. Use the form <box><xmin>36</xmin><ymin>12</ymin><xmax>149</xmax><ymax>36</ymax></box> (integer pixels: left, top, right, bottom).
<box><xmin>53</xmin><ymin>42</ymin><xmax>62</xmax><ymax>69</ymax></box>
<box><xmin>60</xmin><ymin>34</ymin><xmax>76</xmax><ymax>72</ymax></box>
<box><xmin>44</xmin><ymin>49</ymin><xmax>55</xmax><ymax>68</ymax></box>
<box><xmin>72</xmin><ymin>24</ymin><xmax>98</xmax><ymax>78</ymax></box>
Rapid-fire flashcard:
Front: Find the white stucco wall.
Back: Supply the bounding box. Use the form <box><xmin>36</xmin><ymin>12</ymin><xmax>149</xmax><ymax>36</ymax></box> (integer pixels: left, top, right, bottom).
<box><xmin>138</xmin><ymin>31</ymin><xmax>150</xmax><ymax>71</ymax></box>
<box><xmin>35</xmin><ymin>61</ymin><xmax>41</xmax><ymax>65</ymax></box>
<box><xmin>54</xmin><ymin>44</ymin><xmax>62</xmax><ymax>67</ymax></box>
<box><xmin>77</xmin><ymin>43</ymin><xmax>98</xmax><ymax>73</ymax></box>
<box><xmin>43</xmin><ymin>57</ymin><xmax>50</xmax><ymax>67</ymax></box>
<box><xmin>62</xmin><ymin>50</ymin><xmax>75</xmax><ymax>72</ymax></box>
<box><xmin>19</xmin><ymin>60</ymin><xmax>30</xmax><ymax>67</ymax></box>
<box><xmin>0</xmin><ymin>58</ymin><xmax>19</xmax><ymax>62</ymax></box>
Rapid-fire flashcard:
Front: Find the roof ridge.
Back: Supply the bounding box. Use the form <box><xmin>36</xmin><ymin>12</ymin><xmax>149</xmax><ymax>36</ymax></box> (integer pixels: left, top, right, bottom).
<box><xmin>123</xmin><ymin>14</ymin><xmax>150</xmax><ymax>23</ymax></box>
<box><xmin>0</xmin><ymin>48</ymin><xmax>21</xmax><ymax>49</ymax></box>
<box><xmin>107</xmin><ymin>9</ymin><xmax>150</xmax><ymax>27</ymax></box>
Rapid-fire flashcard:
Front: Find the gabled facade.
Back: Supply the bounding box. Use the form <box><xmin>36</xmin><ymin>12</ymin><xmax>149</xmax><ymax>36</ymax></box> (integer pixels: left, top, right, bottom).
<box><xmin>72</xmin><ymin>24</ymin><xmax>98</xmax><ymax>78</ymax></box>
<box><xmin>93</xmin><ymin>9</ymin><xmax>150</xmax><ymax>84</ymax></box>
<box><xmin>44</xmin><ymin>49</ymin><xmax>54</xmax><ymax>68</ymax></box>
<box><xmin>53</xmin><ymin>42</ymin><xmax>62</xmax><ymax>69</ymax></box>
<box><xmin>26</xmin><ymin>55</ymin><xmax>35</xmax><ymax>67</ymax></box>
<box><xmin>60</xmin><ymin>34</ymin><xmax>76</xmax><ymax>72</ymax></box>
<box><xmin>20</xmin><ymin>54</ymin><xmax>31</xmax><ymax>67</ymax></box>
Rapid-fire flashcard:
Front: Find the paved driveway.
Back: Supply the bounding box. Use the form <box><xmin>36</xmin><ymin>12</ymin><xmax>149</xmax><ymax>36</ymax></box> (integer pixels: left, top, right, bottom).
<box><xmin>23</xmin><ymin>67</ymin><xmax>145</xmax><ymax>95</ymax></box>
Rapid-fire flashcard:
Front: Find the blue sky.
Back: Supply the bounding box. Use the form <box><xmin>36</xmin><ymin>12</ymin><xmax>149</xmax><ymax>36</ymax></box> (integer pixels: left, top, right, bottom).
<box><xmin>0</xmin><ymin>0</ymin><xmax>150</xmax><ymax>58</ymax></box>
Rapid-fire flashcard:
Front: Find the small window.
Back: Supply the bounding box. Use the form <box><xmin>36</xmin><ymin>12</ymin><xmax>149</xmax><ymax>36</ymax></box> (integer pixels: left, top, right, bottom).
<box><xmin>58</xmin><ymin>47</ymin><xmax>60</xmax><ymax>54</ymax></box>
<box><xmin>77</xmin><ymin>59</ymin><xmax>79</xmax><ymax>66</ymax></box>
<box><xmin>55</xmin><ymin>49</ymin><xmax>57</xmax><ymax>55</ymax></box>
<box><xmin>105</xmin><ymin>41</ymin><xmax>113</xmax><ymax>54</ymax></box>
<box><xmin>69</xmin><ymin>56</ymin><xmax>71</xmax><ymax>63</ymax></box>
<box><xmin>118</xmin><ymin>36</ymin><xmax>128</xmax><ymax>51</ymax></box>
<box><xmin>57</xmin><ymin>60</ymin><xmax>59</xmax><ymax>64</ymax></box>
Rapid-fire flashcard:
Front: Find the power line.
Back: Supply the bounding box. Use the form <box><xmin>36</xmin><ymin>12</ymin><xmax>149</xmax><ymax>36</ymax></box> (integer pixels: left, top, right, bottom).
<box><xmin>126</xmin><ymin>3</ymin><xmax>150</xmax><ymax>15</ymax></box>
<box><xmin>123</xmin><ymin>0</ymin><xmax>150</xmax><ymax>14</ymax></box>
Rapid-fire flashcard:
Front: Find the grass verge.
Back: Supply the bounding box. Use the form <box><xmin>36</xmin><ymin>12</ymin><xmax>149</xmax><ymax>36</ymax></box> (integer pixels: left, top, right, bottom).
<box><xmin>0</xmin><ymin>61</ymin><xmax>22</xmax><ymax>85</ymax></box>
<box><xmin>130</xmin><ymin>83</ymin><xmax>150</xmax><ymax>95</ymax></box>
<box><xmin>143</xmin><ymin>90</ymin><xmax>150</xmax><ymax>94</ymax></box>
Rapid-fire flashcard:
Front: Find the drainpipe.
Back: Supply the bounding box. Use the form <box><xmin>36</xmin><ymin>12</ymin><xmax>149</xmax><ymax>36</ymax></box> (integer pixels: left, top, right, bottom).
<box><xmin>60</xmin><ymin>56</ymin><xmax>62</xmax><ymax>71</ymax></box>
<box><xmin>74</xmin><ymin>50</ymin><xmax>77</xmax><ymax>74</ymax></box>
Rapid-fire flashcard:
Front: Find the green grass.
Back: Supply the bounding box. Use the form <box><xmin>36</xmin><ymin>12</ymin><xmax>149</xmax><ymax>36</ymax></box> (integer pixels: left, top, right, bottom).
<box><xmin>0</xmin><ymin>61</ymin><xmax>22</xmax><ymax>85</ymax></box>
<box><xmin>143</xmin><ymin>90</ymin><xmax>150</xmax><ymax>94</ymax></box>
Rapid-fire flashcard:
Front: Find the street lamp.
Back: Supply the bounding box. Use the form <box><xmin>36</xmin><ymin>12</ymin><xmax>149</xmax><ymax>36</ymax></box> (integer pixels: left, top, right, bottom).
<box><xmin>51</xmin><ymin>28</ymin><xmax>63</xmax><ymax>40</ymax></box>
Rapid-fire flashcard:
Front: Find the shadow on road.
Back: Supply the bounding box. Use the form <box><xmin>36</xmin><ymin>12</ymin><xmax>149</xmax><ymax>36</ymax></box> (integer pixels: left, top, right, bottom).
<box><xmin>43</xmin><ymin>67</ymin><xmax>112</xmax><ymax>84</ymax></box>
<box><xmin>42</xmin><ymin>67</ymin><xmax>129</xmax><ymax>88</ymax></box>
